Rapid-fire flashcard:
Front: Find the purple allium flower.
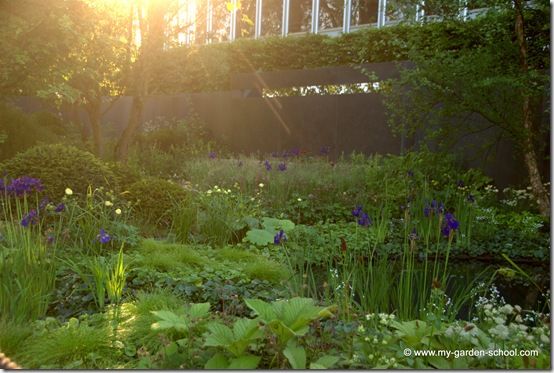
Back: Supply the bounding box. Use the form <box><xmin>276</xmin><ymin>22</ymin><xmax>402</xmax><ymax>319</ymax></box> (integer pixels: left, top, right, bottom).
<box><xmin>278</xmin><ymin>162</ymin><xmax>287</xmax><ymax>172</ymax></box>
<box><xmin>274</xmin><ymin>230</ymin><xmax>287</xmax><ymax>245</ymax></box>
<box><xmin>208</xmin><ymin>151</ymin><xmax>217</xmax><ymax>159</ymax></box>
<box><xmin>54</xmin><ymin>203</ymin><xmax>65</xmax><ymax>213</ymax></box>
<box><xmin>441</xmin><ymin>212</ymin><xmax>459</xmax><ymax>237</ymax></box>
<box><xmin>6</xmin><ymin>176</ymin><xmax>43</xmax><ymax>197</ymax></box>
<box><xmin>21</xmin><ymin>209</ymin><xmax>38</xmax><ymax>227</ymax></box>
<box><xmin>357</xmin><ymin>212</ymin><xmax>371</xmax><ymax>227</ymax></box>
<box><xmin>352</xmin><ymin>205</ymin><xmax>363</xmax><ymax>217</ymax></box>
<box><xmin>96</xmin><ymin>229</ymin><xmax>111</xmax><ymax>244</ymax></box>
<box><xmin>264</xmin><ymin>160</ymin><xmax>272</xmax><ymax>171</ymax></box>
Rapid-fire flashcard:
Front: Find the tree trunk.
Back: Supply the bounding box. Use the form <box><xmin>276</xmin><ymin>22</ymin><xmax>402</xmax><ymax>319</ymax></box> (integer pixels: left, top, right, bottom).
<box><xmin>115</xmin><ymin>95</ymin><xmax>143</xmax><ymax>162</ymax></box>
<box><xmin>85</xmin><ymin>98</ymin><xmax>103</xmax><ymax>158</ymax></box>
<box><xmin>514</xmin><ymin>0</ymin><xmax>550</xmax><ymax>216</ymax></box>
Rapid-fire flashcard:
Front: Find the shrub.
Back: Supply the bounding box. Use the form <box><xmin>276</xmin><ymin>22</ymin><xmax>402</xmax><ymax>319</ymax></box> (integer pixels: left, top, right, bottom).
<box><xmin>0</xmin><ymin>103</ymin><xmax>66</xmax><ymax>161</ymax></box>
<box><xmin>0</xmin><ymin>144</ymin><xmax>117</xmax><ymax>199</ymax></box>
<box><xmin>126</xmin><ymin>178</ymin><xmax>188</xmax><ymax>228</ymax></box>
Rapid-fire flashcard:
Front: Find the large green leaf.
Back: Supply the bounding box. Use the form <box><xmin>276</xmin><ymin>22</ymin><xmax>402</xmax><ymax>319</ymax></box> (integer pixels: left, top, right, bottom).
<box><xmin>262</xmin><ymin>217</ymin><xmax>295</xmax><ymax>232</ymax></box>
<box><xmin>204</xmin><ymin>353</ymin><xmax>229</xmax><ymax>369</ymax></box>
<box><xmin>151</xmin><ymin>310</ymin><xmax>188</xmax><ymax>332</ymax></box>
<box><xmin>244</xmin><ymin>229</ymin><xmax>275</xmax><ymax>246</ymax></box>
<box><xmin>187</xmin><ymin>302</ymin><xmax>210</xmax><ymax>319</ymax></box>
<box><xmin>309</xmin><ymin>355</ymin><xmax>339</xmax><ymax>369</ymax></box>
<box><xmin>283</xmin><ymin>342</ymin><xmax>306</xmax><ymax>369</ymax></box>
<box><xmin>245</xmin><ymin>298</ymin><xmax>276</xmax><ymax>322</ymax></box>
<box><xmin>204</xmin><ymin>322</ymin><xmax>235</xmax><ymax>348</ymax></box>
<box><xmin>228</xmin><ymin>355</ymin><xmax>261</xmax><ymax>369</ymax></box>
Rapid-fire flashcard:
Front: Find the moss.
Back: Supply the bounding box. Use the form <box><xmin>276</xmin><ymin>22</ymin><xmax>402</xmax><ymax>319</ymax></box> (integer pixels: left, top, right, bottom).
<box><xmin>243</xmin><ymin>261</ymin><xmax>289</xmax><ymax>283</ymax></box>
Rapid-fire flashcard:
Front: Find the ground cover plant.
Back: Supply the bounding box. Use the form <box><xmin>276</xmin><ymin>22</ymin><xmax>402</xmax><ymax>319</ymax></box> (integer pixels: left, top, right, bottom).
<box><xmin>0</xmin><ymin>142</ymin><xmax>550</xmax><ymax>369</ymax></box>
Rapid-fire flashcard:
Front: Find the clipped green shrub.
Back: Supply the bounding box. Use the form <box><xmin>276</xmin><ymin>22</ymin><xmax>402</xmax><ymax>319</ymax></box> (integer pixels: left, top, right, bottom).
<box><xmin>0</xmin><ymin>144</ymin><xmax>117</xmax><ymax>199</ymax></box>
<box><xmin>126</xmin><ymin>179</ymin><xmax>188</xmax><ymax>228</ymax></box>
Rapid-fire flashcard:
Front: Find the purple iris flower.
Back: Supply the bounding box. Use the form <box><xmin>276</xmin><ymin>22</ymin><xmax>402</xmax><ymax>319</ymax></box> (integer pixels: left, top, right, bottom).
<box><xmin>274</xmin><ymin>230</ymin><xmax>287</xmax><ymax>245</ymax></box>
<box><xmin>97</xmin><ymin>229</ymin><xmax>111</xmax><ymax>244</ymax></box>
<box><xmin>278</xmin><ymin>162</ymin><xmax>287</xmax><ymax>171</ymax></box>
<box><xmin>54</xmin><ymin>203</ymin><xmax>65</xmax><ymax>213</ymax></box>
<box><xmin>39</xmin><ymin>197</ymin><xmax>49</xmax><ymax>210</ymax></box>
<box><xmin>264</xmin><ymin>160</ymin><xmax>272</xmax><ymax>171</ymax></box>
<box><xmin>357</xmin><ymin>212</ymin><xmax>371</xmax><ymax>227</ymax></box>
<box><xmin>208</xmin><ymin>151</ymin><xmax>217</xmax><ymax>159</ymax></box>
<box><xmin>441</xmin><ymin>212</ymin><xmax>460</xmax><ymax>237</ymax></box>
<box><xmin>290</xmin><ymin>148</ymin><xmax>300</xmax><ymax>157</ymax></box>
<box><xmin>21</xmin><ymin>209</ymin><xmax>38</xmax><ymax>227</ymax></box>
<box><xmin>5</xmin><ymin>176</ymin><xmax>43</xmax><ymax>197</ymax></box>
<box><xmin>352</xmin><ymin>205</ymin><xmax>363</xmax><ymax>217</ymax></box>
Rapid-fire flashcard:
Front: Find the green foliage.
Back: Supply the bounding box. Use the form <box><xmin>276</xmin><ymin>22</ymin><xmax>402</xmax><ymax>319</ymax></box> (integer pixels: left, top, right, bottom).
<box><xmin>245</xmin><ymin>217</ymin><xmax>295</xmax><ymax>246</ymax></box>
<box><xmin>20</xmin><ymin>318</ymin><xmax>116</xmax><ymax>369</ymax></box>
<box><xmin>0</xmin><ymin>319</ymin><xmax>34</xmax><ymax>358</ymax></box>
<box><xmin>0</xmin><ymin>104</ymin><xmax>70</xmax><ymax>161</ymax></box>
<box><xmin>64</xmin><ymin>247</ymin><xmax>129</xmax><ymax>311</ymax></box>
<box><xmin>119</xmin><ymin>290</ymin><xmax>185</xmax><ymax>352</ymax></box>
<box><xmin>0</xmin><ymin>144</ymin><xmax>117</xmax><ymax>199</ymax></box>
<box><xmin>0</xmin><ymin>193</ymin><xmax>58</xmax><ymax>323</ymax></box>
<box><xmin>137</xmin><ymin>239</ymin><xmax>208</xmax><ymax>272</ymax></box>
<box><xmin>147</xmin><ymin>20</ymin><xmax>499</xmax><ymax>93</ymax></box>
<box><xmin>128</xmin><ymin>118</ymin><xmax>217</xmax><ymax>179</ymax></box>
<box><xmin>127</xmin><ymin>177</ymin><xmax>188</xmax><ymax>229</ymax></box>
<box><xmin>245</xmin><ymin>297</ymin><xmax>335</xmax><ymax>346</ymax></box>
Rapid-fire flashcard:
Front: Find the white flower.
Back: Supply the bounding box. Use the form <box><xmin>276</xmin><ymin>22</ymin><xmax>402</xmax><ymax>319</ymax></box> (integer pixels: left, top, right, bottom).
<box><xmin>115</xmin><ymin>208</ymin><xmax>122</xmax><ymax>215</ymax></box>
<box><xmin>499</xmin><ymin>304</ymin><xmax>513</xmax><ymax>315</ymax></box>
<box><xmin>493</xmin><ymin>317</ymin><xmax>505</xmax><ymax>325</ymax></box>
<box><xmin>490</xmin><ymin>324</ymin><xmax>509</xmax><ymax>339</ymax></box>
<box><xmin>258</xmin><ymin>183</ymin><xmax>264</xmax><ymax>188</ymax></box>
<box><xmin>297</xmin><ymin>198</ymin><xmax>302</xmax><ymax>202</ymax></box>
<box><xmin>105</xmin><ymin>201</ymin><xmax>113</xmax><ymax>207</ymax></box>
<box><xmin>65</xmin><ymin>188</ymin><xmax>73</xmax><ymax>195</ymax></box>
<box><xmin>540</xmin><ymin>334</ymin><xmax>550</xmax><ymax>344</ymax></box>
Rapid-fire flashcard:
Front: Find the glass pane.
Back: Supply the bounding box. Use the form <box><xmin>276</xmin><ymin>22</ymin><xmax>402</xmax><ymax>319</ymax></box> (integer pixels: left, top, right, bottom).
<box><xmin>319</xmin><ymin>0</ymin><xmax>343</xmax><ymax>30</ymax></box>
<box><xmin>211</xmin><ymin>0</ymin><xmax>231</xmax><ymax>42</ymax></box>
<box><xmin>351</xmin><ymin>0</ymin><xmax>378</xmax><ymax>26</ymax></box>
<box><xmin>289</xmin><ymin>0</ymin><xmax>312</xmax><ymax>33</ymax></box>
<box><xmin>194</xmin><ymin>0</ymin><xmax>209</xmax><ymax>44</ymax></box>
<box><xmin>261</xmin><ymin>0</ymin><xmax>282</xmax><ymax>36</ymax></box>
<box><xmin>237</xmin><ymin>0</ymin><xmax>256</xmax><ymax>38</ymax></box>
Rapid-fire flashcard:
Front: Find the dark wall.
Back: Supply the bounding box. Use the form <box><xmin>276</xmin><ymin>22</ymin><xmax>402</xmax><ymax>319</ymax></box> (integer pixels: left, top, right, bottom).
<box><xmin>6</xmin><ymin>62</ymin><xmax>546</xmax><ymax>187</ymax></box>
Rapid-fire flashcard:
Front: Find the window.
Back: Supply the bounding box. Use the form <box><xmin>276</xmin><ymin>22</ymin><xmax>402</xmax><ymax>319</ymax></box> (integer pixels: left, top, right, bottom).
<box><xmin>319</xmin><ymin>0</ymin><xmax>343</xmax><ymax>30</ymax></box>
<box><xmin>261</xmin><ymin>0</ymin><xmax>283</xmax><ymax>36</ymax></box>
<box><xmin>351</xmin><ymin>0</ymin><xmax>378</xmax><ymax>26</ymax></box>
<box><xmin>210</xmin><ymin>0</ymin><xmax>231</xmax><ymax>42</ymax></box>
<box><xmin>237</xmin><ymin>0</ymin><xmax>256</xmax><ymax>38</ymax></box>
<box><xmin>289</xmin><ymin>0</ymin><xmax>312</xmax><ymax>33</ymax></box>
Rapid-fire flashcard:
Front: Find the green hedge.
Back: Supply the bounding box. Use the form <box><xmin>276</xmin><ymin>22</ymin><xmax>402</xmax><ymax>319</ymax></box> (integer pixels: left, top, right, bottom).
<box><xmin>148</xmin><ymin>17</ymin><xmax>502</xmax><ymax>94</ymax></box>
